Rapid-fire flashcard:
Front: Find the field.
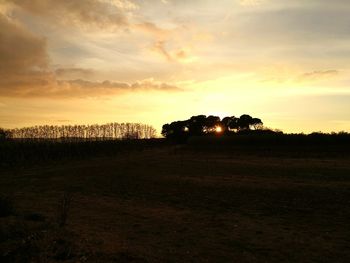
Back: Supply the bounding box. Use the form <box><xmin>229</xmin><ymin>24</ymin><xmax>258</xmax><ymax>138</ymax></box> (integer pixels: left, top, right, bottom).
<box><xmin>1</xmin><ymin>139</ymin><xmax>350</xmax><ymax>262</ymax></box>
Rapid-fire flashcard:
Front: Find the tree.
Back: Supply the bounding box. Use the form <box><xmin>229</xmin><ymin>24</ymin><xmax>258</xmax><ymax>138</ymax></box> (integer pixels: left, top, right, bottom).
<box><xmin>162</xmin><ymin>120</ymin><xmax>189</xmax><ymax>142</ymax></box>
<box><xmin>204</xmin><ymin>115</ymin><xmax>221</xmax><ymax>133</ymax></box>
<box><xmin>162</xmin><ymin>113</ymin><xmax>264</xmax><ymax>140</ymax></box>
<box><xmin>0</xmin><ymin>128</ymin><xmax>10</xmax><ymax>140</ymax></box>
<box><xmin>161</xmin><ymin>124</ymin><xmax>171</xmax><ymax>138</ymax></box>
<box><xmin>188</xmin><ymin>115</ymin><xmax>206</xmax><ymax>136</ymax></box>
<box><xmin>221</xmin><ymin>116</ymin><xmax>231</xmax><ymax>129</ymax></box>
<box><xmin>237</xmin><ymin>114</ymin><xmax>253</xmax><ymax>130</ymax></box>
<box><xmin>8</xmin><ymin>123</ymin><xmax>156</xmax><ymax>139</ymax></box>
<box><xmin>251</xmin><ymin>118</ymin><xmax>263</xmax><ymax>130</ymax></box>
<box><xmin>227</xmin><ymin>116</ymin><xmax>240</xmax><ymax>131</ymax></box>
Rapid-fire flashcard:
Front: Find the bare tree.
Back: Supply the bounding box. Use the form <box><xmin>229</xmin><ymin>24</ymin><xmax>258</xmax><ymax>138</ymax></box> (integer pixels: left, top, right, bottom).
<box><xmin>8</xmin><ymin>123</ymin><xmax>157</xmax><ymax>140</ymax></box>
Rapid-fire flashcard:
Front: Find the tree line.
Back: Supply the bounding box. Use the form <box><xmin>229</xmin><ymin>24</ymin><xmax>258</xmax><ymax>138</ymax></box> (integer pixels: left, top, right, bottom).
<box><xmin>162</xmin><ymin>114</ymin><xmax>263</xmax><ymax>140</ymax></box>
<box><xmin>2</xmin><ymin>123</ymin><xmax>157</xmax><ymax>140</ymax></box>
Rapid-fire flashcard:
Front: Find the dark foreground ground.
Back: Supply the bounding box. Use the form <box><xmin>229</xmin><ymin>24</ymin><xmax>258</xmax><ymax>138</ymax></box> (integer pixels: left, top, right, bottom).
<box><xmin>1</xmin><ymin>144</ymin><xmax>350</xmax><ymax>262</ymax></box>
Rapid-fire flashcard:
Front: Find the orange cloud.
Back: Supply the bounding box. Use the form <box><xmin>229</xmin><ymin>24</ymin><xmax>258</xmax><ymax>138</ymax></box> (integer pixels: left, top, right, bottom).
<box><xmin>152</xmin><ymin>40</ymin><xmax>173</xmax><ymax>61</ymax></box>
<box><xmin>151</xmin><ymin>40</ymin><xmax>195</xmax><ymax>63</ymax></box>
<box><xmin>260</xmin><ymin>66</ymin><xmax>340</xmax><ymax>84</ymax></box>
<box><xmin>134</xmin><ymin>22</ymin><xmax>169</xmax><ymax>39</ymax></box>
<box><xmin>7</xmin><ymin>0</ymin><xmax>132</xmax><ymax>30</ymax></box>
<box><xmin>55</xmin><ymin>68</ymin><xmax>96</xmax><ymax>79</ymax></box>
<box><xmin>1</xmin><ymin>76</ymin><xmax>182</xmax><ymax>98</ymax></box>
<box><xmin>0</xmin><ymin>14</ymin><xmax>48</xmax><ymax>74</ymax></box>
<box><xmin>0</xmin><ymin>13</ymin><xmax>53</xmax><ymax>95</ymax></box>
<box><xmin>0</xmin><ymin>13</ymin><xmax>181</xmax><ymax>98</ymax></box>
<box><xmin>297</xmin><ymin>70</ymin><xmax>339</xmax><ymax>82</ymax></box>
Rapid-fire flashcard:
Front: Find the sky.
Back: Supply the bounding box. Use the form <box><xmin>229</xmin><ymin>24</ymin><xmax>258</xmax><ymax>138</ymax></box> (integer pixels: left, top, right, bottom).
<box><xmin>0</xmin><ymin>0</ymin><xmax>349</xmax><ymax>134</ymax></box>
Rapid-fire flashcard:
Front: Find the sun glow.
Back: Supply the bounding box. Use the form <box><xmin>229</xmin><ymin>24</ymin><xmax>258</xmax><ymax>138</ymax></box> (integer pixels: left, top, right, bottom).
<box><xmin>215</xmin><ymin>126</ymin><xmax>223</xmax><ymax>133</ymax></box>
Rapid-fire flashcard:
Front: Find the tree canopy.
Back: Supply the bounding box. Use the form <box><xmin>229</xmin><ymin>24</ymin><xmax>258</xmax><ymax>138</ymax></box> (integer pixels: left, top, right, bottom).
<box><xmin>162</xmin><ymin>114</ymin><xmax>263</xmax><ymax>140</ymax></box>
<box><xmin>0</xmin><ymin>128</ymin><xmax>10</xmax><ymax>140</ymax></box>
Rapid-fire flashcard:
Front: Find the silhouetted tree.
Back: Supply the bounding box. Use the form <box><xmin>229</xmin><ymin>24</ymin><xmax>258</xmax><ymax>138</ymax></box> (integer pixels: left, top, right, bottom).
<box><xmin>162</xmin><ymin>113</ymin><xmax>264</xmax><ymax>140</ymax></box>
<box><xmin>204</xmin><ymin>115</ymin><xmax>221</xmax><ymax>133</ymax></box>
<box><xmin>8</xmin><ymin>123</ymin><xmax>156</xmax><ymax>140</ymax></box>
<box><xmin>237</xmin><ymin>114</ymin><xmax>253</xmax><ymax>130</ymax></box>
<box><xmin>251</xmin><ymin>118</ymin><xmax>263</xmax><ymax>130</ymax></box>
<box><xmin>188</xmin><ymin>115</ymin><xmax>206</xmax><ymax>136</ymax></box>
<box><xmin>162</xmin><ymin>120</ymin><xmax>189</xmax><ymax>142</ymax></box>
<box><xmin>0</xmin><ymin>128</ymin><xmax>10</xmax><ymax>140</ymax></box>
<box><xmin>221</xmin><ymin>116</ymin><xmax>231</xmax><ymax>129</ymax></box>
<box><xmin>161</xmin><ymin>124</ymin><xmax>171</xmax><ymax>138</ymax></box>
<box><xmin>227</xmin><ymin>116</ymin><xmax>240</xmax><ymax>131</ymax></box>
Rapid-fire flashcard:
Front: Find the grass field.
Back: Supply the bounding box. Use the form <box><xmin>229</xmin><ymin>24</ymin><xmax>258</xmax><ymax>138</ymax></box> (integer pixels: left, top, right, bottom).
<box><xmin>1</xmin><ymin>143</ymin><xmax>350</xmax><ymax>262</ymax></box>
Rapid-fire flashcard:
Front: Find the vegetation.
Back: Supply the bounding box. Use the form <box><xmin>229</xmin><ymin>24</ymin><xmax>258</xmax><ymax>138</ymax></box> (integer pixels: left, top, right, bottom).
<box><xmin>162</xmin><ymin>114</ymin><xmax>263</xmax><ymax>141</ymax></box>
<box><xmin>6</xmin><ymin>122</ymin><xmax>156</xmax><ymax>140</ymax></box>
<box><xmin>0</xmin><ymin>128</ymin><xmax>10</xmax><ymax>141</ymax></box>
<box><xmin>1</xmin><ymin>117</ymin><xmax>349</xmax><ymax>167</ymax></box>
<box><xmin>0</xmin><ymin>122</ymin><xmax>159</xmax><ymax>166</ymax></box>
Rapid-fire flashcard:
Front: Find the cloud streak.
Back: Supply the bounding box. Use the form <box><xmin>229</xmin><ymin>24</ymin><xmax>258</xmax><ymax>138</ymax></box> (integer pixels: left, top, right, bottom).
<box><xmin>7</xmin><ymin>0</ymin><xmax>135</xmax><ymax>30</ymax></box>
<box><xmin>55</xmin><ymin>68</ymin><xmax>96</xmax><ymax>79</ymax></box>
<box><xmin>1</xmin><ymin>77</ymin><xmax>182</xmax><ymax>98</ymax></box>
<box><xmin>297</xmin><ymin>70</ymin><xmax>339</xmax><ymax>82</ymax></box>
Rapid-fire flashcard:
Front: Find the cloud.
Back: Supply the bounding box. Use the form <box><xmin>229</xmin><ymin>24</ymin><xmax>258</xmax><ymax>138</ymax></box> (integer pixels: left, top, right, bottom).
<box><xmin>151</xmin><ymin>40</ymin><xmax>195</xmax><ymax>63</ymax></box>
<box><xmin>297</xmin><ymin>70</ymin><xmax>339</xmax><ymax>82</ymax></box>
<box><xmin>134</xmin><ymin>22</ymin><xmax>169</xmax><ymax>39</ymax></box>
<box><xmin>102</xmin><ymin>0</ymin><xmax>138</xmax><ymax>10</ymax></box>
<box><xmin>129</xmin><ymin>78</ymin><xmax>181</xmax><ymax>91</ymax></box>
<box><xmin>55</xmin><ymin>68</ymin><xmax>95</xmax><ymax>79</ymax></box>
<box><xmin>0</xmin><ymin>14</ymin><xmax>48</xmax><ymax>75</ymax></box>
<box><xmin>152</xmin><ymin>41</ymin><xmax>173</xmax><ymax>61</ymax></box>
<box><xmin>239</xmin><ymin>0</ymin><xmax>266</xmax><ymax>6</ymax></box>
<box><xmin>235</xmin><ymin>4</ymin><xmax>350</xmax><ymax>47</ymax></box>
<box><xmin>7</xmin><ymin>1</ymin><xmax>197</xmax><ymax>67</ymax></box>
<box><xmin>7</xmin><ymin>0</ymin><xmax>196</xmax><ymax>63</ymax></box>
<box><xmin>0</xmin><ymin>13</ymin><xmax>181</xmax><ymax>98</ymax></box>
<box><xmin>134</xmin><ymin>22</ymin><xmax>190</xmax><ymax>62</ymax></box>
<box><xmin>1</xmin><ymin>78</ymin><xmax>182</xmax><ymax>98</ymax></box>
<box><xmin>0</xmin><ymin>1</ymin><xmax>12</xmax><ymax>15</ymax></box>
<box><xmin>7</xmin><ymin>0</ymin><xmax>136</xmax><ymax>30</ymax></box>
<box><xmin>260</xmin><ymin>68</ymin><xmax>340</xmax><ymax>84</ymax></box>
<box><xmin>64</xmin><ymin>78</ymin><xmax>182</xmax><ymax>94</ymax></box>
<box><xmin>133</xmin><ymin>18</ymin><xmax>199</xmax><ymax>64</ymax></box>
<box><xmin>0</xmin><ymin>13</ymin><xmax>52</xmax><ymax>95</ymax></box>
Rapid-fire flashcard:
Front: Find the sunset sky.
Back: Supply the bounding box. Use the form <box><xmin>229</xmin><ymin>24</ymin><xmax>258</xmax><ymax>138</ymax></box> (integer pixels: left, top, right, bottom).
<box><xmin>1</xmin><ymin>0</ymin><xmax>349</xmax><ymax>133</ymax></box>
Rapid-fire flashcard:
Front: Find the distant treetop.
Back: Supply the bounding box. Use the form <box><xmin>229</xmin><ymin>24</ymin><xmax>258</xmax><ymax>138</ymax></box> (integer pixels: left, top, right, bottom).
<box><xmin>162</xmin><ymin>114</ymin><xmax>263</xmax><ymax>140</ymax></box>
